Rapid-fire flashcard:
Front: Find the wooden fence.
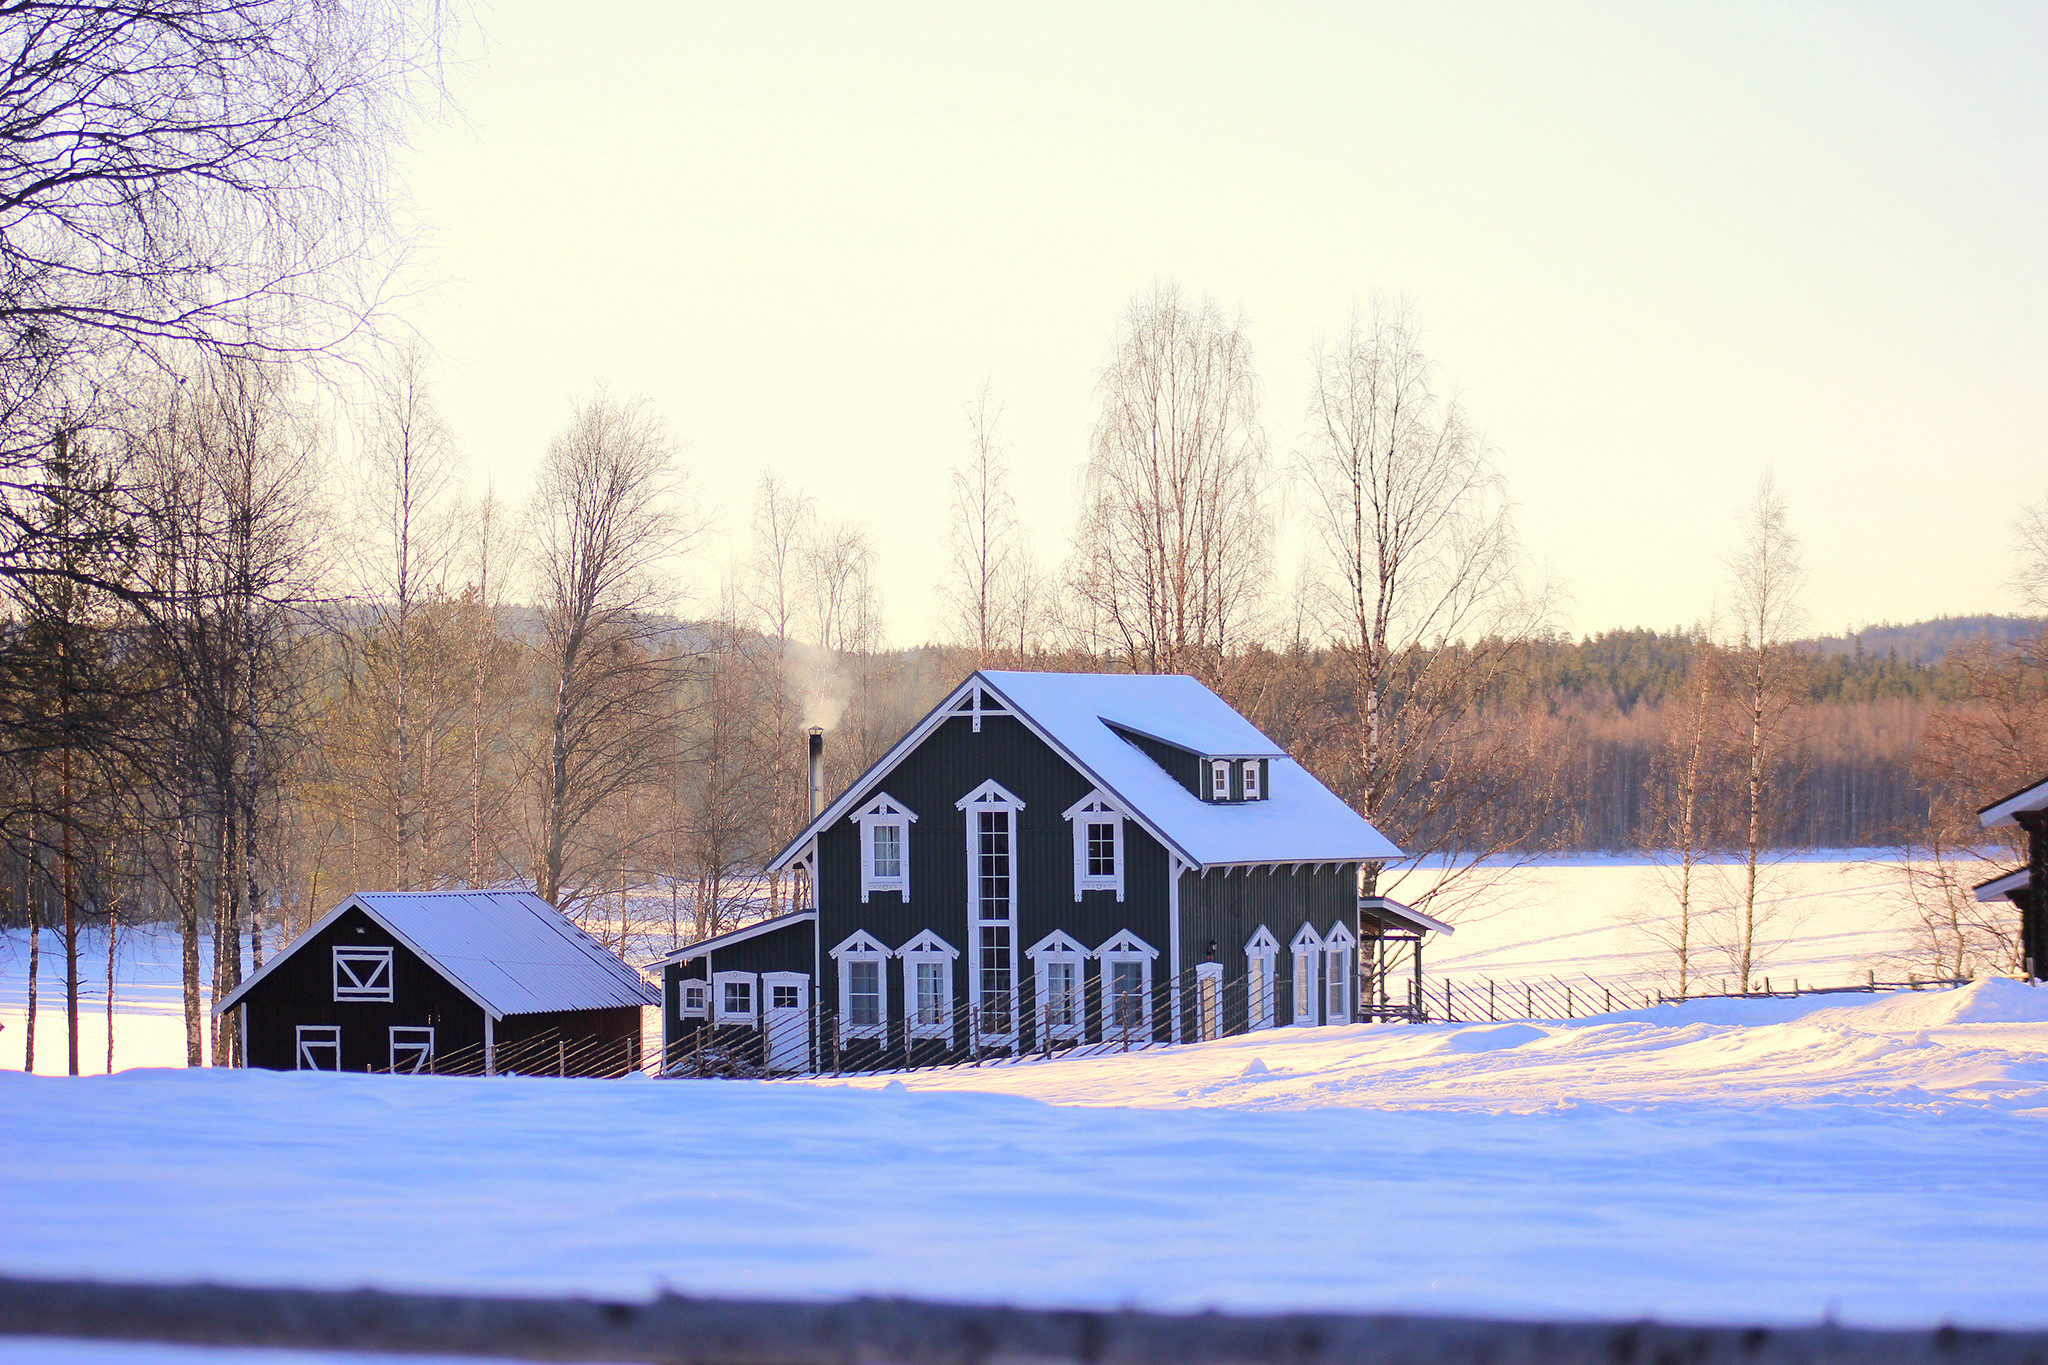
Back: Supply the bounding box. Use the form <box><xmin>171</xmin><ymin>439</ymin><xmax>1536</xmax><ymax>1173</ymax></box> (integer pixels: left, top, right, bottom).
<box><xmin>1</xmin><ymin>1276</ymin><xmax>2043</xmax><ymax>1364</ymax></box>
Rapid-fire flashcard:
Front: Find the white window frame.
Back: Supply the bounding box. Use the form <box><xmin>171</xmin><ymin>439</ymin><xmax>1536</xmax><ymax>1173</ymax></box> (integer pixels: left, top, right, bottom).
<box><xmin>1242</xmin><ymin>759</ymin><xmax>1262</xmax><ymax>800</ymax></box>
<box><xmin>1210</xmin><ymin>759</ymin><xmax>1231</xmax><ymax>801</ymax></box>
<box><xmin>678</xmin><ymin>978</ymin><xmax>709</xmax><ymax>1019</ymax></box>
<box><xmin>1290</xmin><ymin>923</ymin><xmax>1324</xmax><ymax>1026</ymax></box>
<box><xmin>389</xmin><ymin>1026</ymin><xmax>434</xmax><ymax>1074</ymax></box>
<box><xmin>333</xmin><ymin>945</ymin><xmax>394</xmax><ymax>1002</ymax></box>
<box><xmin>1094</xmin><ymin>929</ymin><xmax>1159</xmax><ymax>1038</ymax></box>
<box><xmin>1244</xmin><ymin>924</ymin><xmax>1280</xmax><ymax>1030</ymax></box>
<box><xmin>897</xmin><ymin>929</ymin><xmax>960</xmax><ymax>1040</ymax></box>
<box><xmin>831</xmin><ymin>930</ymin><xmax>891</xmax><ymax>1042</ymax></box>
<box><xmin>295</xmin><ymin>1024</ymin><xmax>340</xmax><ymax>1071</ymax></box>
<box><xmin>855</xmin><ymin>793</ymin><xmax>918</xmax><ymax>903</ymax></box>
<box><xmin>1324</xmin><ymin>920</ymin><xmax>1358</xmax><ymax>1026</ymax></box>
<box><xmin>713</xmin><ymin>970</ymin><xmax>759</xmax><ymax>1025</ymax></box>
<box><xmin>957</xmin><ymin>779</ymin><xmax>1025</xmax><ymax>1043</ymax></box>
<box><xmin>1062</xmin><ymin>790</ymin><xmax>1126</xmax><ymax>901</ymax></box>
<box><xmin>1026</xmin><ymin>930</ymin><xmax>1089</xmax><ymax>1041</ymax></box>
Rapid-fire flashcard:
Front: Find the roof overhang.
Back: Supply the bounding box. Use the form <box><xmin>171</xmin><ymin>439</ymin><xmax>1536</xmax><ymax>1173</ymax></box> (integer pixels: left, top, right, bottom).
<box><xmin>1979</xmin><ymin>775</ymin><xmax>2048</xmax><ymax>829</ymax></box>
<box><xmin>1973</xmin><ymin>868</ymin><xmax>2032</xmax><ymax>903</ymax></box>
<box><xmin>211</xmin><ymin>894</ymin><xmax>502</xmax><ymax>1021</ymax></box>
<box><xmin>1360</xmin><ymin>895</ymin><xmax>1455</xmax><ymax>937</ymax></box>
<box><xmin>654</xmin><ymin>911</ymin><xmax>817</xmax><ymax>967</ymax></box>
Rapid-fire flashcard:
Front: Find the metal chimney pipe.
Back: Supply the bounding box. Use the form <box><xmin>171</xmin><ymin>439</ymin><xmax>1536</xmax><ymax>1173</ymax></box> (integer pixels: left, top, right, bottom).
<box><xmin>807</xmin><ymin>727</ymin><xmax>824</xmax><ymax>819</ymax></box>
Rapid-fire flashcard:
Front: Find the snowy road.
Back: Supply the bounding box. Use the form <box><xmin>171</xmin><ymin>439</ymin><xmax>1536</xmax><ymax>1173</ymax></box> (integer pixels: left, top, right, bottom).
<box><xmin>5</xmin><ymin>981</ymin><xmax>2048</xmax><ymax>1332</ymax></box>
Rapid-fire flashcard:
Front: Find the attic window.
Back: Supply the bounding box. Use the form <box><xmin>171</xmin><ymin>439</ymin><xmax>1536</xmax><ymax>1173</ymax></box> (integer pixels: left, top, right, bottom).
<box><xmin>1211</xmin><ymin>760</ymin><xmax>1231</xmax><ymax>801</ymax></box>
<box><xmin>333</xmin><ymin>946</ymin><xmax>393</xmax><ymax>1002</ymax></box>
<box><xmin>1243</xmin><ymin>761</ymin><xmax>1262</xmax><ymax>800</ymax></box>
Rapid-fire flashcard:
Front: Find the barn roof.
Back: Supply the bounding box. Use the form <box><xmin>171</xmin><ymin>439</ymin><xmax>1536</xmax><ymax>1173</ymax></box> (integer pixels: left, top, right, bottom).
<box><xmin>771</xmin><ymin>670</ymin><xmax>1401</xmax><ymax>872</ymax></box>
<box><xmin>653</xmin><ymin>910</ymin><xmax>817</xmax><ymax>966</ymax></box>
<box><xmin>213</xmin><ymin>890</ymin><xmax>658</xmax><ymax>1020</ymax></box>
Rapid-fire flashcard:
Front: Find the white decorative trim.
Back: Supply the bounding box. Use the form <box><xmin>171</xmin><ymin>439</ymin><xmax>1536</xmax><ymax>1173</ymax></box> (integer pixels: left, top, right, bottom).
<box><xmin>1027</xmin><ymin>931</ymin><xmax>1089</xmax><ymax>1041</ymax></box>
<box><xmin>1244</xmin><ymin>924</ymin><xmax>1279</xmax><ymax>1030</ymax></box>
<box><xmin>855</xmin><ymin>793</ymin><xmax>917</xmax><ymax>904</ymax></box>
<box><xmin>1210</xmin><ymin>759</ymin><xmax>1231</xmax><ymax>801</ymax></box>
<box><xmin>1063</xmin><ymin>790</ymin><xmax>1126</xmax><ymax>901</ymax></box>
<box><xmin>1289</xmin><ymin>922</ymin><xmax>1324</xmax><ymax>1026</ymax></box>
<box><xmin>713</xmin><ymin>970</ymin><xmax>759</xmax><ymax>1024</ymax></box>
<box><xmin>333</xmin><ymin>945</ymin><xmax>394</xmax><ymax>1002</ymax></box>
<box><xmin>678</xmin><ymin>978</ymin><xmax>709</xmax><ymax>1018</ymax></box>
<box><xmin>1324</xmin><ymin>920</ymin><xmax>1358</xmax><ymax>1025</ymax></box>
<box><xmin>1095</xmin><ymin>929</ymin><xmax>1158</xmax><ymax>1039</ymax></box>
<box><xmin>1243</xmin><ymin>759</ymin><xmax>1263</xmax><ymax>800</ymax></box>
<box><xmin>952</xmin><ymin>679</ymin><xmax>1015</xmax><ymax>734</ymax></box>
<box><xmin>959</xmin><ymin>779</ymin><xmax>1025</xmax><ymax>1043</ymax></box>
<box><xmin>389</xmin><ymin>1026</ymin><xmax>435</xmax><ymax>1074</ymax></box>
<box><xmin>831</xmin><ymin>930</ymin><xmax>891</xmax><ymax>1041</ymax></box>
<box><xmin>1195</xmin><ymin>962</ymin><xmax>1224</xmax><ymax>1041</ymax></box>
<box><xmin>897</xmin><ymin>929</ymin><xmax>959</xmax><ymax>1040</ymax></box>
<box><xmin>296</xmin><ymin>1024</ymin><xmax>340</xmax><ymax>1071</ymax></box>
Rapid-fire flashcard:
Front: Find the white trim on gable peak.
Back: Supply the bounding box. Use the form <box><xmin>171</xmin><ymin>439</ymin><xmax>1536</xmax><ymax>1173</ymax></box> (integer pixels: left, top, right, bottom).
<box><xmin>950</xmin><ymin>679</ymin><xmax>1015</xmax><ymax>734</ymax></box>
<box><xmin>855</xmin><ymin>793</ymin><xmax>917</xmax><ymax>904</ymax></box>
<box><xmin>1063</xmin><ymin>790</ymin><xmax>1127</xmax><ymax>901</ymax></box>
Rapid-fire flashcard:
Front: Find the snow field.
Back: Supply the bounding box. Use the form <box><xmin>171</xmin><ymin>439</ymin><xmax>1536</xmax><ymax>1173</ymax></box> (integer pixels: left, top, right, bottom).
<box><xmin>5</xmin><ymin>980</ymin><xmax>2048</xmax><ymax>1331</ymax></box>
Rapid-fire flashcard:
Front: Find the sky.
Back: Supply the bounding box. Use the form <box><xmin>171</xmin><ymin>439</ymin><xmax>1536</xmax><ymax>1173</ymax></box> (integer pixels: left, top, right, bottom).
<box><xmin>382</xmin><ymin>1</ymin><xmax>2048</xmax><ymax>646</ymax></box>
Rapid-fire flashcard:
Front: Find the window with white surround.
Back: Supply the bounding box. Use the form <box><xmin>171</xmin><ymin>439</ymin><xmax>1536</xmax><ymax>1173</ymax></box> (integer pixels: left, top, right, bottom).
<box><xmin>896</xmin><ymin>929</ymin><xmax>959</xmax><ymax>1039</ymax></box>
<box><xmin>1062</xmin><ymin>791</ymin><xmax>1125</xmax><ymax>900</ymax></box>
<box><xmin>855</xmin><ymin>794</ymin><xmax>917</xmax><ymax>903</ymax></box>
<box><xmin>1210</xmin><ymin>759</ymin><xmax>1231</xmax><ymax>800</ymax></box>
<box><xmin>830</xmin><ymin>930</ymin><xmax>891</xmax><ymax>1042</ymax></box>
<box><xmin>1196</xmin><ymin>962</ymin><xmax>1223</xmax><ymax>1040</ymax></box>
<box><xmin>389</xmin><ymin>1026</ymin><xmax>434</xmax><ymax>1074</ymax></box>
<box><xmin>1289</xmin><ymin>923</ymin><xmax>1324</xmax><ymax>1025</ymax></box>
<box><xmin>679</xmin><ymin>980</ymin><xmax>708</xmax><ymax>1018</ymax></box>
<box><xmin>333</xmin><ymin>945</ymin><xmax>393</xmax><ymax>1002</ymax></box>
<box><xmin>714</xmin><ymin>971</ymin><xmax>758</xmax><ymax>1024</ymax></box>
<box><xmin>296</xmin><ymin>1024</ymin><xmax>340</xmax><ymax>1071</ymax></box>
<box><xmin>1242</xmin><ymin>760</ymin><xmax>1262</xmax><ymax>800</ymax></box>
<box><xmin>1324</xmin><ymin>921</ymin><xmax>1358</xmax><ymax>1025</ymax></box>
<box><xmin>1027</xmin><ymin>931</ymin><xmax>1089</xmax><ymax>1041</ymax></box>
<box><xmin>957</xmin><ymin>779</ymin><xmax>1025</xmax><ymax>1040</ymax></box>
<box><xmin>1095</xmin><ymin>929</ymin><xmax>1158</xmax><ymax>1038</ymax></box>
<box><xmin>1244</xmin><ymin>925</ymin><xmax>1280</xmax><ymax>1030</ymax></box>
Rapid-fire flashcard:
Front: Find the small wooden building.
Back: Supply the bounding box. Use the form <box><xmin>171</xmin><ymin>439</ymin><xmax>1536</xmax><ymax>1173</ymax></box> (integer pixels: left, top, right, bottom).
<box><xmin>214</xmin><ymin>890</ymin><xmax>659</xmax><ymax>1076</ymax></box>
<box><xmin>1977</xmin><ymin>774</ymin><xmax>2048</xmax><ymax>980</ymax></box>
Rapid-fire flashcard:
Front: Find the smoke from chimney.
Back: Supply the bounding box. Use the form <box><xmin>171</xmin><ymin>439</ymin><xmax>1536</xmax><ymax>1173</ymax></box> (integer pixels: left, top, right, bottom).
<box><xmin>807</xmin><ymin>727</ymin><xmax>824</xmax><ymax>820</ymax></box>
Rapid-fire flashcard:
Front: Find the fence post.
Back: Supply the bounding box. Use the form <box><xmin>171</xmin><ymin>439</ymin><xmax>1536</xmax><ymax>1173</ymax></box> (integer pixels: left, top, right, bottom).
<box><xmin>1444</xmin><ymin>978</ymin><xmax>1451</xmax><ymax>1023</ymax></box>
<box><xmin>1488</xmin><ymin>979</ymin><xmax>1495</xmax><ymax>1022</ymax></box>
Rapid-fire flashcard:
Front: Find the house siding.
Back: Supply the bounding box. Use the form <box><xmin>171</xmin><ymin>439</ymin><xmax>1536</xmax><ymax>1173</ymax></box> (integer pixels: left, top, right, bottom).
<box><xmin>1176</xmin><ymin>861</ymin><xmax>1360</xmax><ymax>1030</ymax></box>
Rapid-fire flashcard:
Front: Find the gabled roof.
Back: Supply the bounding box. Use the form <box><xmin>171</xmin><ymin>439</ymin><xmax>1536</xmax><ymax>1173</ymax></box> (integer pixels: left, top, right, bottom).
<box><xmin>1973</xmin><ymin>868</ymin><xmax>2031</xmax><ymax>903</ymax></box>
<box><xmin>771</xmin><ymin>671</ymin><xmax>1402</xmax><ymax>872</ymax></box>
<box><xmin>1360</xmin><ymin>894</ymin><xmax>1456</xmax><ymax>937</ymax></box>
<box><xmin>653</xmin><ymin>910</ymin><xmax>816</xmax><ymax>967</ymax></box>
<box><xmin>1980</xmin><ymin>775</ymin><xmax>2048</xmax><ymax>828</ymax></box>
<box><xmin>213</xmin><ymin>890</ymin><xmax>658</xmax><ymax>1019</ymax></box>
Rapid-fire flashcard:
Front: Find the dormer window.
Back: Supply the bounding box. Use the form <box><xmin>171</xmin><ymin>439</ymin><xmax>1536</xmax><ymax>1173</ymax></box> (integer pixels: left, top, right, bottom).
<box><xmin>1211</xmin><ymin>760</ymin><xmax>1231</xmax><ymax>800</ymax></box>
<box><xmin>1243</xmin><ymin>761</ymin><xmax>1261</xmax><ymax>800</ymax></box>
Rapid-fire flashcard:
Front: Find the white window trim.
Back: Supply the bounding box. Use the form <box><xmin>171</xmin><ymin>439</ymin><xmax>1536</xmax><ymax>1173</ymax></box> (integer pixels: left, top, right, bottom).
<box><xmin>1210</xmin><ymin>759</ymin><xmax>1231</xmax><ymax>801</ymax></box>
<box><xmin>389</xmin><ymin>1026</ymin><xmax>435</xmax><ymax>1074</ymax></box>
<box><xmin>1245</xmin><ymin>924</ymin><xmax>1280</xmax><ymax>1031</ymax></box>
<box><xmin>855</xmin><ymin>793</ymin><xmax>918</xmax><ymax>903</ymax></box>
<box><xmin>1195</xmin><ymin>961</ymin><xmax>1224</xmax><ymax>1041</ymax></box>
<box><xmin>897</xmin><ymin>929</ymin><xmax>960</xmax><ymax>1040</ymax></box>
<box><xmin>713</xmin><ymin>970</ymin><xmax>759</xmax><ymax>1025</ymax></box>
<box><xmin>1324</xmin><ymin>921</ymin><xmax>1358</xmax><ymax>1026</ymax></box>
<box><xmin>957</xmin><ymin>779</ymin><xmax>1025</xmax><ymax>1042</ymax></box>
<box><xmin>1062</xmin><ymin>790</ymin><xmax>1126</xmax><ymax>902</ymax></box>
<box><xmin>1290</xmin><ymin>923</ymin><xmax>1324</xmax><ymax>1026</ymax></box>
<box><xmin>831</xmin><ymin>930</ymin><xmax>891</xmax><ymax>1042</ymax></box>
<box><xmin>1026</xmin><ymin>930</ymin><xmax>1089</xmax><ymax>1041</ymax></box>
<box><xmin>1094</xmin><ymin>929</ymin><xmax>1159</xmax><ymax>1039</ymax></box>
<box><xmin>1242</xmin><ymin>759</ymin><xmax>1262</xmax><ymax>800</ymax></box>
<box><xmin>295</xmin><ymin>1024</ymin><xmax>340</xmax><ymax>1071</ymax></box>
<box><xmin>678</xmin><ymin>978</ymin><xmax>709</xmax><ymax>1019</ymax></box>
<box><xmin>333</xmin><ymin>945</ymin><xmax>394</xmax><ymax>1003</ymax></box>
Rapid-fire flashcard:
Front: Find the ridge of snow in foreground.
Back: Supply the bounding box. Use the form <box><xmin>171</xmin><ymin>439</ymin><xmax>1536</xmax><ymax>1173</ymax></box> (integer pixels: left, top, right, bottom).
<box><xmin>3</xmin><ymin>980</ymin><xmax>2047</xmax><ymax>1337</ymax></box>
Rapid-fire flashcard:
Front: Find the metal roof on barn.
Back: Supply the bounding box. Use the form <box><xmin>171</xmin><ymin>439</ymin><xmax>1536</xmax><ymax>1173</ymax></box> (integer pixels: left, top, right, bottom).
<box><xmin>215</xmin><ymin>889</ymin><xmax>658</xmax><ymax>1019</ymax></box>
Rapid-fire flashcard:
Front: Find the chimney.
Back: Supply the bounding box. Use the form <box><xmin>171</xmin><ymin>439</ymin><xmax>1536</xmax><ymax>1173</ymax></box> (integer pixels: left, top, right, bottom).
<box><xmin>807</xmin><ymin>727</ymin><xmax>824</xmax><ymax>819</ymax></box>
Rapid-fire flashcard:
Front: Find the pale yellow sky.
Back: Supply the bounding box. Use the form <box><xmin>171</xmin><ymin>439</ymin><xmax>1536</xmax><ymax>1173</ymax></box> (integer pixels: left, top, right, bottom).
<box><xmin>385</xmin><ymin>1</ymin><xmax>2047</xmax><ymax>644</ymax></box>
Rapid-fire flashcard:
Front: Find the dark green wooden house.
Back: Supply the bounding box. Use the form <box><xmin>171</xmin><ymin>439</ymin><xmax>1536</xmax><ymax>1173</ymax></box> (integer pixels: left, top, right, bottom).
<box><xmin>1977</xmin><ymin>773</ymin><xmax>2048</xmax><ymax>979</ymax></box>
<box><xmin>659</xmin><ymin>670</ymin><xmax>1434</xmax><ymax>1071</ymax></box>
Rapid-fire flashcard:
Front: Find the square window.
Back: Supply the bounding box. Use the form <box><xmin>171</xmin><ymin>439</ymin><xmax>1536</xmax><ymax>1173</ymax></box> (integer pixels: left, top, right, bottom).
<box><xmin>723</xmin><ymin>979</ymin><xmax>753</xmax><ymax>1016</ymax></box>
<box><xmin>682</xmin><ymin>982</ymin><xmax>707</xmax><ymax>1015</ymax></box>
<box><xmin>772</xmin><ymin>984</ymin><xmax>801</xmax><ymax>1010</ymax></box>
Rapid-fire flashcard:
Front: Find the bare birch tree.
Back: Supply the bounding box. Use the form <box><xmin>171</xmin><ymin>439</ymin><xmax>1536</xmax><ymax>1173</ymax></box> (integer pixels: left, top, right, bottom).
<box><xmin>1071</xmin><ymin>283</ymin><xmax>1270</xmax><ymax>682</ymax></box>
<box><xmin>2014</xmin><ymin>493</ymin><xmax>2048</xmax><ymax>614</ymax></box>
<box><xmin>527</xmin><ymin>392</ymin><xmax>696</xmax><ymax>910</ymax></box>
<box><xmin>942</xmin><ymin>384</ymin><xmax>1025</xmax><ymax>663</ymax></box>
<box><xmin>1637</xmin><ymin>628</ymin><xmax>1725</xmax><ymax>996</ymax></box>
<box><xmin>1722</xmin><ymin>474</ymin><xmax>1808</xmax><ymax>987</ymax></box>
<box><xmin>1293</xmin><ymin>303</ymin><xmax>1552</xmax><ymax>907</ymax></box>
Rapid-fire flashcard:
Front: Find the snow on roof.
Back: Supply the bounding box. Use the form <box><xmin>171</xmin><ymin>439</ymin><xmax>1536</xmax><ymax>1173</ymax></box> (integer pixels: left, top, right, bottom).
<box><xmin>1980</xmin><ymin>774</ymin><xmax>2048</xmax><ymax>828</ymax></box>
<box><xmin>654</xmin><ymin>911</ymin><xmax>817</xmax><ymax>966</ymax></box>
<box><xmin>1973</xmin><ymin>868</ymin><xmax>2032</xmax><ymax>903</ymax></box>
<box><xmin>976</xmin><ymin>671</ymin><xmax>1401</xmax><ymax>868</ymax></box>
<box><xmin>215</xmin><ymin>890</ymin><xmax>657</xmax><ymax>1019</ymax></box>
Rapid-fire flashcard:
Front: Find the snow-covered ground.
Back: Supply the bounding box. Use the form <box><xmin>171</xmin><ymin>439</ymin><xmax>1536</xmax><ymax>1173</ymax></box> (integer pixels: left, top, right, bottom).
<box><xmin>5</xmin><ymin>978</ymin><xmax>2048</xmax><ymax>1333</ymax></box>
